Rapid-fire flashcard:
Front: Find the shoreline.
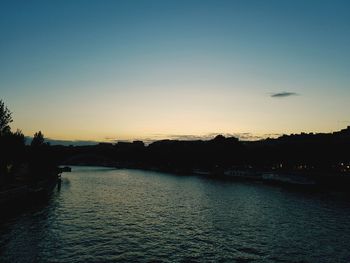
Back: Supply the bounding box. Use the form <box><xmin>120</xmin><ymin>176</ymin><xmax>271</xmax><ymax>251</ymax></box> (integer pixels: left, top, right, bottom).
<box><xmin>62</xmin><ymin>164</ymin><xmax>350</xmax><ymax>192</ymax></box>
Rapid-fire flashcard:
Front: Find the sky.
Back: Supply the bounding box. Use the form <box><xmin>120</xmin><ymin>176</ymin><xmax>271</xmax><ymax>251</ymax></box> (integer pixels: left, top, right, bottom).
<box><xmin>1</xmin><ymin>0</ymin><xmax>349</xmax><ymax>142</ymax></box>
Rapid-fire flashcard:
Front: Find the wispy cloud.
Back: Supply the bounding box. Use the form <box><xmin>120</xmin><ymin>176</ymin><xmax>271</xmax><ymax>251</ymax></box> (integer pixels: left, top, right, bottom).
<box><xmin>270</xmin><ymin>92</ymin><xmax>298</xmax><ymax>98</ymax></box>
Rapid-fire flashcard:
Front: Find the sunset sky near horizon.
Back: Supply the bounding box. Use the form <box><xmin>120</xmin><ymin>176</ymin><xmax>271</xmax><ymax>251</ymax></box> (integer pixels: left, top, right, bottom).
<box><xmin>1</xmin><ymin>0</ymin><xmax>350</xmax><ymax>142</ymax></box>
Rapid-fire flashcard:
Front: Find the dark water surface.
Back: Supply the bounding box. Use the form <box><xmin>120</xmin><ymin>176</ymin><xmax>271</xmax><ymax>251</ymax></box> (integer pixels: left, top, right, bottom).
<box><xmin>1</xmin><ymin>166</ymin><xmax>350</xmax><ymax>263</ymax></box>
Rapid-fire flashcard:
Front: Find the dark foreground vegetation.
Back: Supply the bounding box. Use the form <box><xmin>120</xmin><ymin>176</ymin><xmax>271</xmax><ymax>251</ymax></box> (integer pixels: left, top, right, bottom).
<box><xmin>0</xmin><ymin>100</ymin><xmax>59</xmax><ymax>206</ymax></box>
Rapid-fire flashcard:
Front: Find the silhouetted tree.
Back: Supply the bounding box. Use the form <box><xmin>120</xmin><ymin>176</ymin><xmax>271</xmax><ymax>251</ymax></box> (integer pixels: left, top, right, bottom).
<box><xmin>31</xmin><ymin>131</ymin><xmax>45</xmax><ymax>147</ymax></box>
<box><xmin>0</xmin><ymin>101</ymin><xmax>25</xmax><ymax>182</ymax></box>
<box><xmin>29</xmin><ymin>131</ymin><xmax>57</xmax><ymax>180</ymax></box>
<box><xmin>0</xmin><ymin>100</ymin><xmax>12</xmax><ymax>135</ymax></box>
<box><xmin>2</xmin><ymin>130</ymin><xmax>26</xmax><ymax>175</ymax></box>
<box><xmin>0</xmin><ymin>100</ymin><xmax>58</xmax><ymax>191</ymax></box>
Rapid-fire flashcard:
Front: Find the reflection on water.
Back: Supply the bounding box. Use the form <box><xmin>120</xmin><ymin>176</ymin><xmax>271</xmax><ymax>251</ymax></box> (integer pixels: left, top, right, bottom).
<box><xmin>1</xmin><ymin>166</ymin><xmax>350</xmax><ymax>262</ymax></box>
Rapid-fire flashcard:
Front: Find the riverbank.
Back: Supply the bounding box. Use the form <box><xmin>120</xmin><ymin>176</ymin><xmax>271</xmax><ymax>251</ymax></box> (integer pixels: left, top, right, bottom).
<box><xmin>63</xmin><ymin>162</ymin><xmax>350</xmax><ymax>192</ymax></box>
<box><xmin>119</xmin><ymin>165</ymin><xmax>350</xmax><ymax>191</ymax></box>
<box><xmin>0</xmin><ymin>169</ymin><xmax>61</xmax><ymax>208</ymax></box>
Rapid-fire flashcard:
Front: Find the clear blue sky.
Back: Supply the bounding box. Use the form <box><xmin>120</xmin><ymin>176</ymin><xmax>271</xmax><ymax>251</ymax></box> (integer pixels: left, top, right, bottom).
<box><xmin>1</xmin><ymin>0</ymin><xmax>349</xmax><ymax>141</ymax></box>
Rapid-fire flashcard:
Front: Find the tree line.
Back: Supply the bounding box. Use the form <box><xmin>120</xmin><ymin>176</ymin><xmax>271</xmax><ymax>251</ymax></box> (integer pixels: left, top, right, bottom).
<box><xmin>0</xmin><ymin>100</ymin><xmax>57</xmax><ymax>188</ymax></box>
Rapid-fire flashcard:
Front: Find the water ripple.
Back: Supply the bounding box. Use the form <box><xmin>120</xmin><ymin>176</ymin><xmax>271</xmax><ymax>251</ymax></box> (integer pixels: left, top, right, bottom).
<box><xmin>1</xmin><ymin>167</ymin><xmax>350</xmax><ymax>262</ymax></box>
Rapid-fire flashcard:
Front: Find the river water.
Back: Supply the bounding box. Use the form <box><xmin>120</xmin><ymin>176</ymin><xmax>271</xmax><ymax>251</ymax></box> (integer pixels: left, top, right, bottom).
<box><xmin>1</xmin><ymin>166</ymin><xmax>350</xmax><ymax>263</ymax></box>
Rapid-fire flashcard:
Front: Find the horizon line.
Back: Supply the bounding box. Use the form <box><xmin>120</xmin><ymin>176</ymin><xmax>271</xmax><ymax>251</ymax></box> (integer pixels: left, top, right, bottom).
<box><xmin>23</xmin><ymin>126</ymin><xmax>350</xmax><ymax>146</ymax></box>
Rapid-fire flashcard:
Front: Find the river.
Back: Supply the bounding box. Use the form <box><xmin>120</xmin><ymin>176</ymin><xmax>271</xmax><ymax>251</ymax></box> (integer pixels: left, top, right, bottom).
<box><xmin>1</xmin><ymin>166</ymin><xmax>350</xmax><ymax>262</ymax></box>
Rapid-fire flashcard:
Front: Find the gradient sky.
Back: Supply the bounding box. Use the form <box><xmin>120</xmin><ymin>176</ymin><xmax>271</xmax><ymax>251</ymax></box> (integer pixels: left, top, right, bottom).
<box><xmin>1</xmin><ymin>0</ymin><xmax>349</xmax><ymax>141</ymax></box>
